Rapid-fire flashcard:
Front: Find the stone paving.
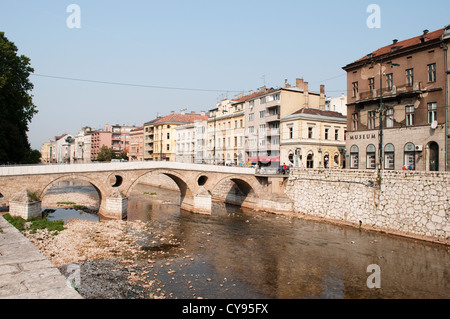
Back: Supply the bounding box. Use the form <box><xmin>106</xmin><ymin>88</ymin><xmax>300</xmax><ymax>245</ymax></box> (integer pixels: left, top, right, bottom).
<box><xmin>0</xmin><ymin>215</ymin><xmax>82</xmax><ymax>299</ymax></box>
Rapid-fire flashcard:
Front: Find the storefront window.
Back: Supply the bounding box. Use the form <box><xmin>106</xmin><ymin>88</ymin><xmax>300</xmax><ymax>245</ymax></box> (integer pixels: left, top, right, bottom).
<box><xmin>350</xmin><ymin>145</ymin><xmax>359</xmax><ymax>169</ymax></box>
<box><xmin>384</xmin><ymin>144</ymin><xmax>395</xmax><ymax>170</ymax></box>
<box><xmin>404</xmin><ymin>143</ymin><xmax>415</xmax><ymax>170</ymax></box>
<box><xmin>366</xmin><ymin>144</ymin><xmax>376</xmax><ymax>169</ymax></box>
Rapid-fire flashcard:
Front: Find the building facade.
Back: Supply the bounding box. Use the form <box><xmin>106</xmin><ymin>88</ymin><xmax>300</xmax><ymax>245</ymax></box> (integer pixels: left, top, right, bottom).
<box><xmin>280</xmin><ymin>108</ymin><xmax>347</xmax><ymax>169</ymax></box>
<box><xmin>343</xmin><ymin>26</ymin><xmax>450</xmax><ymax>171</ymax></box>
<box><xmin>110</xmin><ymin>124</ymin><xmax>135</xmax><ymax>157</ymax></box>
<box><xmin>206</xmin><ymin>99</ymin><xmax>245</xmax><ymax>165</ymax></box>
<box><xmin>231</xmin><ymin>78</ymin><xmax>326</xmax><ymax>167</ymax></box>
<box><xmin>40</xmin><ymin>141</ymin><xmax>53</xmax><ymax>164</ymax></box>
<box><xmin>147</xmin><ymin>110</ymin><xmax>207</xmax><ymax>162</ymax></box>
<box><xmin>129</xmin><ymin>126</ymin><xmax>144</xmax><ymax>161</ymax></box>
<box><xmin>73</xmin><ymin>128</ymin><xmax>92</xmax><ymax>163</ymax></box>
<box><xmin>89</xmin><ymin>129</ymin><xmax>112</xmax><ymax>161</ymax></box>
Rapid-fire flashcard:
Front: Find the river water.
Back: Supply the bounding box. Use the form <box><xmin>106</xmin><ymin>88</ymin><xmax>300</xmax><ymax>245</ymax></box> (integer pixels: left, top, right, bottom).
<box><xmin>43</xmin><ymin>181</ymin><xmax>450</xmax><ymax>299</ymax></box>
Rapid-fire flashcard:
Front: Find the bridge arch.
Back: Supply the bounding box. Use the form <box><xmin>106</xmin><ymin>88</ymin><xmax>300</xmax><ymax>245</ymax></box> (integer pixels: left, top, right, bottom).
<box><xmin>210</xmin><ymin>175</ymin><xmax>261</xmax><ymax>208</ymax></box>
<box><xmin>125</xmin><ymin>169</ymin><xmax>194</xmax><ymax>207</ymax></box>
<box><xmin>40</xmin><ymin>175</ymin><xmax>106</xmax><ymax>205</ymax></box>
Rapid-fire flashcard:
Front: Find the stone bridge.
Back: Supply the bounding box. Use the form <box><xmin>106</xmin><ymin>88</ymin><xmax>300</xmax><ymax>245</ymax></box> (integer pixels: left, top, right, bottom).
<box><xmin>0</xmin><ymin>162</ymin><xmax>291</xmax><ymax>220</ymax></box>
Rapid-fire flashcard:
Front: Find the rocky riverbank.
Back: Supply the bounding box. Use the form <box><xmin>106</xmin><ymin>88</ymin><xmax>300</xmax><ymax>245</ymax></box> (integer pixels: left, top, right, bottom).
<box><xmin>23</xmin><ymin>218</ymin><xmax>186</xmax><ymax>299</ymax></box>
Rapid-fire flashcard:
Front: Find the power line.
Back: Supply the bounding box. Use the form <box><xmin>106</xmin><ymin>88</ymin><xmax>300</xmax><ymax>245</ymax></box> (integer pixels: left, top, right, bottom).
<box><xmin>31</xmin><ymin>73</ymin><xmax>244</xmax><ymax>93</ymax></box>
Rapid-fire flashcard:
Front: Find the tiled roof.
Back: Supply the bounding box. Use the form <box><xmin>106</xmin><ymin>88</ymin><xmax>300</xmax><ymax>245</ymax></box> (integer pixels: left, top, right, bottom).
<box><xmin>291</xmin><ymin>107</ymin><xmax>346</xmax><ymax>119</ymax></box>
<box><xmin>154</xmin><ymin>113</ymin><xmax>208</xmax><ymax>124</ymax></box>
<box><xmin>353</xmin><ymin>28</ymin><xmax>444</xmax><ymax>64</ymax></box>
<box><xmin>232</xmin><ymin>89</ymin><xmax>276</xmax><ymax>103</ymax></box>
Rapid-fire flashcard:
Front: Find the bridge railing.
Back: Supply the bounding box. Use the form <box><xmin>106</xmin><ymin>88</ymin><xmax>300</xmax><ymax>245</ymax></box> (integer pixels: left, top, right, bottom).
<box><xmin>0</xmin><ymin>161</ymin><xmax>256</xmax><ymax>176</ymax></box>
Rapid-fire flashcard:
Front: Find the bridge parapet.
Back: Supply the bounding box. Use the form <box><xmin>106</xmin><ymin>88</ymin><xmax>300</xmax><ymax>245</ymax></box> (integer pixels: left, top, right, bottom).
<box><xmin>0</xmin><ymin>162</ymin><xmax>256</xmax><ymax>176</ymax></box>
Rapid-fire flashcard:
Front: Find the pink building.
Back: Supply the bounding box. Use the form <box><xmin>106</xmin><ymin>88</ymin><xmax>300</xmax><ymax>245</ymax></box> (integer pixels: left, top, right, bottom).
<box><xmin>129</xmin><ymin>126</ymin><xmax>144</xmax><ymax>161</ymax></box>
<box><xmin>89</xmin><ymin>130</ymin><xmax>112</xmax><ymax>161</ymax></box>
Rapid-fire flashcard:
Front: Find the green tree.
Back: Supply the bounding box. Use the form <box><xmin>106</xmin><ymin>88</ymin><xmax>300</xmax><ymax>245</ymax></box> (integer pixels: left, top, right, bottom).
<box><xmin>0</xmin><ymin>32</ymin><xmax>37</xmax><ymax>164</ymax></box>
<box><xmin>97</xmin><ymin>145</ymin><xmax>116</xmax><ymax>162</ymax></box>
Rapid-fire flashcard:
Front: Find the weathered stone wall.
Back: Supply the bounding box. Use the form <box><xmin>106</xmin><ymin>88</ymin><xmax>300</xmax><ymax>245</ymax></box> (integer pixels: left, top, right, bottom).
<box><xmin>285</xmin><ymin>168</ymin><xmax>450</xmax><ymax>243</ymax></box>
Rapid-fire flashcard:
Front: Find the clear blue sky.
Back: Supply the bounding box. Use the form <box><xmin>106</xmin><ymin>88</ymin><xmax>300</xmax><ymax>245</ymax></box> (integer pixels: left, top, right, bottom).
<box><xmin>1</xmin><ymin>0</ymin><xmax>449</xmax><ymax>149</ymax></box>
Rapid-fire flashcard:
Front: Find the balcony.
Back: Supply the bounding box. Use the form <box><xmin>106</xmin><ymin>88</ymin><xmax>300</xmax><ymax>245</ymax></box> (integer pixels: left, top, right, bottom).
<box><xmin>355</xmin><ymin>82</ymin><xmax>426</xmax><ymax>102</ymax></box>
<box><xmin>265</xmin><ymin>113</ymin><xmax>280</xmax><ymax>122</ymax></box>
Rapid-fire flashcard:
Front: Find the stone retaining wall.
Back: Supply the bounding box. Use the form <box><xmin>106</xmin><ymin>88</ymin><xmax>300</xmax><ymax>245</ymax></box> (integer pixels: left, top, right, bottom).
<box><xmin>285</xmin><ymin>168</ymin><xmax>450</xmax><ymax>243</ymax></box>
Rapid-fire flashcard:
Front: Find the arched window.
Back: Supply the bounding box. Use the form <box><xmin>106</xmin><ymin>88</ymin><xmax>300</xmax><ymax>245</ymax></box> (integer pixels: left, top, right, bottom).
<box><xmin>333</xmin><ymin>153</ymin><xmax>340</xmax><ymax>168</ymax></box>
<box><xmin>384</xmin><ymin>144</ymin><xmax>395</xmax><ymax>170</ymax></box>
<box><xmin>366</xmin><ymin>144</ymin><xmax>376</xmax><ymax>169</ymax></box>
<box><xmin>350</xmin><ymin>145</ymin><xmax>359</xmax><ymax>169</ymax></box>
<box><xmin>324</xmin><ymin>153</ymin><xmax>330</xmax><ymax>168</ymax></box>
<box><xmin>307</xmin><ymin>152</ymin><xmax>314</xmax><ymax>168</ymax></box>
<box><xmin>404</xmin><ymin>143</ymin><xmax>415</xmax><ymax>170</ymax></box>
<box><xmin>288</xmin><ymin>151</ymin><xmax>295</xmax><ymax>166</ymax></box>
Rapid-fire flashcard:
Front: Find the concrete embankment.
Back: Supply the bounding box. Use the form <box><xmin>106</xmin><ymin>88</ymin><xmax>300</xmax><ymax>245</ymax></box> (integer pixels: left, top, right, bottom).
<box><xmin>0</xmin><ymin>214</ymin><xmax>82</xmax><ymax>299</ymax></box>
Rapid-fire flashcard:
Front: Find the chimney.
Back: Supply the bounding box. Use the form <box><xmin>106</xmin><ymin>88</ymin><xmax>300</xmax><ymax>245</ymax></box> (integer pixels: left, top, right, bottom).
<box><xmin>200</xmin><ymin>111</ymin><xmax>205</xmax><ymax>116</ymax></box>
<box><xmin>423</xmin><ymin>29</ymin><xmax>429</xmax><ymax>35</ymax></box>
<box><xmin>190</xmin><ymin>111</ymin><xmax>195</xmax><ymax>114</ymax></box>
<box><xmin>296</xmin><ymin>78</ymin><xmax>304</xmax><ymax>90</ymax></box>
<box><xmin>284</xmin><ymin>79</ymin><xmax>291</xmax><ymax>88</ymax></box>
<box><xmin>392</xmin><ymin>39</ymin><xmax>398</xmax><ymax>44</ymax></box>
<box><xmin>180</xmin><ymin>109</ymin><xmax>186</xmax><ymax>115</ymax></box>
<box><xmin>171</xmin><ymin>111</ymin><xmax>175</xmax><ymax>115</ymax></box>
<box><xmin>104</xmin><ymin>124</ymin><xmax>109</xmax><ymax>131</ymax></box>
<box><xmin>319</xmin><ymin>85</ymin><xmax>326</xmax><ymax>110</ymax></box>
<box><xmin>304</xmin><ymin>82</ymin><xmax>309</xmax><ymax>108</ymax></box>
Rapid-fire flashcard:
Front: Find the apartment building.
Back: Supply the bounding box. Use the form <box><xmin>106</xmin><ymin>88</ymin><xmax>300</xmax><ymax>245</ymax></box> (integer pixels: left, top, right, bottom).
<box><xmin>129</xmin><ymin>126</ymin><xmax>144</xmax><ymax>161</ymax></box>
<box><xmin>146</xmin><ymin>110</ymin><xmax>207</xmax><ymax>162</ymax></box>
<box><xmin>89</xmin><ymin>129</ymin><xmax>112</xmax><ymax>161</ymax></box>
<box><xmin>232</xmin><ymin>78</ymin><xmax>325</xmax><ymax>167</ymax></box>
<box><xmin>206</xmin><ymin>99</ymin><xmax>245</xmax><ymax>165</ymax></box>
<box><xmin>52</xmin><ymin>134</ymin><xmax>75</xmax><ymax>163</ymax></box>
<box><xmin>342</xmin><ymin>25</ymin><xmax>450</xmax><ymax>171</ymax></box>
<box><xmin>73</xmin><ymin>128</ymin><xmax>92</xmax><ymax>163</ymax></box>
<box><xmin>40</xmin><ymin>141</ymin><xmax>53</xmax><ymax>163</ymax></box>
<box><xmin>280</xmin><ymin>108</ymin><xmax>346</xmax><ymax>169</ymax></box>
<box><xmin>110</xmin><ymin>124</ymin><xmax>135</xmax><ymax>157</ymax></box>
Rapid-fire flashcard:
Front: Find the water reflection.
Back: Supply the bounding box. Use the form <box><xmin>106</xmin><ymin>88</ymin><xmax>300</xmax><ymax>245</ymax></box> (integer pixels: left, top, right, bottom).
<box><xmin>45</xmin><ymin>182</ymin><xmax>450</xmax><ymax>299</ymax></box>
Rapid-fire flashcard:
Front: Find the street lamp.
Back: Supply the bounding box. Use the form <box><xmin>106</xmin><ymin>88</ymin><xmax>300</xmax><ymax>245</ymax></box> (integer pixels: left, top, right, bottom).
<box><xmin>370</xmin><ymin>54</ymin><xmax>399</xmax><ymax>176</ymax></box>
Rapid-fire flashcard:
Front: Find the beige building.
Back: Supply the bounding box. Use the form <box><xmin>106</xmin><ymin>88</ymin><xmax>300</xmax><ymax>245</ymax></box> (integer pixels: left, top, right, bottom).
<box><xmin>129</xmin><ymin>126</ymin><xmax>144</xmax><ymax>161</ymax></box>
<box><xmin>40</xmin><ymin>141</ymin><xmax>54</xmax><ymax>163</ymax></box>
<box><xmin>280</xmin><ymin>108</ymin><xmax>347</xmax><ymax>169</ymax></box>
<box><xmin>146</xmin><ymin>110</ymin><xmax>207</xmax><ymax>162</ymax></box>
<box><xmin>231</xmin><ymin>78</ymin><xmax>326</xmax><ymax>167</ymax></box>
<box><xmin>206</xmin><ymin>99</ymin><xmax>245</xmax><ymax>165</ymax></box>
<box><xmin>343</xmin><ymin>25</ymin><xmax>450</xmax><ymax>171</ymax></box>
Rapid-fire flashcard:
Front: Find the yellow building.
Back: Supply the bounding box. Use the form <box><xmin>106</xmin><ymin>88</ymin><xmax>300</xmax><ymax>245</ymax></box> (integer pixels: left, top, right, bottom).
<box><xmin>206</xmin><ymin>99</ymin><xmax>245</xmax><ymax>165</ymax></box>
<box><xmin>40</xmin><ymin>141</ymin><xmax>54</xmax><ymax>163</ymax></box>
<box><xmin>149</xmin><ymin>110</ymin><xmax>207</xmax><ymax>162</ymax></box>
<box><xmin>280</xmin><ymin>108</ymin><xmax>347</xmax><ymax>169</ymax></box>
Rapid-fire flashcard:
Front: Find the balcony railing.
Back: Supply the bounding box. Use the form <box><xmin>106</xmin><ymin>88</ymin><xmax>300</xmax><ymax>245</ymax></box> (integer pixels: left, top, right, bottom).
<box><xmin>355</xmin><ymin>82</ymin><xmax>423</xmax><ymax>101</ymax></box>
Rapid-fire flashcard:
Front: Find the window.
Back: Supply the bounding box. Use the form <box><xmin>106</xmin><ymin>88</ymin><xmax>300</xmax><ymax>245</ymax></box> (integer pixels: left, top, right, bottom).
<box><xmin>386</xmin><ymin>73</ymin><xmax>393</xmax><ymax>90</ymax></box>
<box><xmin>406</xmin><ymin>105</ymin><xmax>415</xmax><ymax>126</ymax></box>
<box><xmin>335</xmin><ymin>129</ymin><xmax>339</xmax><ymax>141</ymax></box>
<box><xmin>369</xmin><ymin>77</ymin><xmax>375</xmax><ymax>91</ymax></box>
<box><xmin>350</xmin><ymin>145</ymin><xmax>359</xmax><ymax>169</ymax></box>
<box><xmin>166</xmin><ymin>144</ymin><xmax>170</xmax><ymax>151</ymax></box>
<box><xmin>386</xmin><ymin>108</ymin><xmax>394</xmax><ymax>128</ymax></box>
<box><xmin>368</xmin><ymin>111</ymin><xmax>376</xmax><ymax>129</ymax></box>
<box><xmin>259</xmin><ymin>124</ymin><xmax>266</xmax><ymax>134</ymax></box>
<box><xmin>366</xmin><ymin>144</ymin><xmax>376</xmax><ymax>169</ymax></box>
<box><xmin>428</xmin><ymin>102</ymin><xmax>437</xmax><ymax>124</ymax></box>
<box><xmin>325</xmin><ymin>128</ymin><xmax>329</xmax><ymax>140</ymax></box>
<box><xmin>273</xmin><ymin>93</ymin><xmax>280</xmax><ymax>101</ymax></box>
<box><xmin>352</xmin><ymin>113</ymin><xmax>359</xmax><ymax>130</ymax></box>
<box><xmin>352</xmin><ymin>82</ymin><xmax>359</xmax><ymax>97</ymax></box>
<box><xmin>307</xmin><ymin>152</ymin><xmax>314</xmax><ymax>168</ymax></box>
<box><xmin>384</xmin><ymin>144</ymin><xmax>395</xmax><ymax>170</ymax></box>
<box><xmin>249</xmin><ymin>101</ymin><xmax>254</xmax><ymax>108</ymax></box>
<box><xmin>167</xmin><ymin>133</ymin><xmax>170</xmax><ymax>139</ymax></box>
<box><xmin>289</xmin><ymin>127</ymin><xmax>294</xmax><ymax>139</ymax></box>
<box><xmin>260</xmin><ymin>97</ymin><xmax>266</xmax><ymax>104</ymax></box>
<box><xmin>248</xmin><ymin>126</ymin><xmax>254</xmax><ymax>134</ymax></box>
<box><xmin>404</xmin><ymin>142</ymin><xmax>415</xmax><ymax>170</ymax></box>
<box><xmin>406</xmin><ymin>68</ymin><xmax>414</xmax><ymax>86</ymax></box>
<box><xmin>260</xmin><ymin>110</ymin><xmax>265</xmax><ymax>118</ymax></box>
<box><xmin>307</xmin><ymin>127</ymin><xmax>313</xmax><ymax>139</ymax></box>
<box><xmin>428</xmin><ymin>63</ymin><xmax>436</xmax><ymax>82</ymax></box>
<box><xmin>249</xmin><ymin>113</ymin><xmax>254</xmax><ymax>121</ymax></box>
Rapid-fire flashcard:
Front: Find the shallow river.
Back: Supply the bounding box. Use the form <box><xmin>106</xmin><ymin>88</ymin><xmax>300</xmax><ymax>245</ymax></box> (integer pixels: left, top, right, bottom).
<box><xmin>45</xmin><ymin>182</ymin><xmax>450</xmax><ymax>299</ymax></box>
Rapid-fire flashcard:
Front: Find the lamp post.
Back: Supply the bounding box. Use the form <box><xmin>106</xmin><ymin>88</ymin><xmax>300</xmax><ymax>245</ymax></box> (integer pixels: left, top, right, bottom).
<box><xmin>371</xmin><ymin>54</ymin><xmax>399</xmax><ymax>177</ymax></box>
